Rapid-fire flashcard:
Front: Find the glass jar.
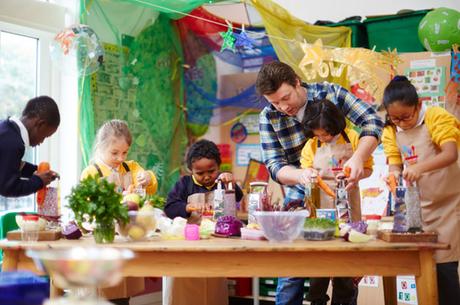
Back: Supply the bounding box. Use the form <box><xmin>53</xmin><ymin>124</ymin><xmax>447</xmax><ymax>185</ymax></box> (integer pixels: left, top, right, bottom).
<box><xmin>248</xmin><ymin>182</ymin><xmax>269</xmax><ymax>224</ymax></box>
<box><xmin>364</xmin><ymin>214</ymin><xmax>381</xmax><ymax>237</ymax></box>
<box><xmin>21</xmin><ymin>215</ymin><xmax>40</xmax><ymax>242</ymax></box>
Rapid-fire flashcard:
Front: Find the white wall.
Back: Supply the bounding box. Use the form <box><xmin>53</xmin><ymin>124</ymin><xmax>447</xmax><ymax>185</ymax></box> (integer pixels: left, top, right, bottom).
<box><xmin>273</xmin><ymin>0</ymin><xmax>460</xmax><ymax>23</ymax></box>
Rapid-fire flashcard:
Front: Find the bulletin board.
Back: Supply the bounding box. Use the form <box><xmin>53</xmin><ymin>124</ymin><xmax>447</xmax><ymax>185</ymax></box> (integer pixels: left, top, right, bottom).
<box><xmin>397</xmin><ymin>52</ymin><xmax>452</xmax><ymax>110</ymax></box>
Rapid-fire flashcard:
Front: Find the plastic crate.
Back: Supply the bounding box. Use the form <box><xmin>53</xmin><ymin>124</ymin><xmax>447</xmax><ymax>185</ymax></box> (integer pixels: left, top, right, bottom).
<box><xmin>0</xmin><ymin>271</ymin><xmax>49</xmax><ymax>305</ymax></box>
<box><xmin>326</xmin><ymin>20</ymin><xmax>368</xmax><ymax>48</ymax></box>
<box><xmin>363</xmin><ymin>10</ymin><xmax>431</xmax><ymax>52</ymax></box>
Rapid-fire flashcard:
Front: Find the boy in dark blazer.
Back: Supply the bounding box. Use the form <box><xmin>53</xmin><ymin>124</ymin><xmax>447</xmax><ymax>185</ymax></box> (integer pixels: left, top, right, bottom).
<box><xmin>0</xmin><ymin>96</ymin><xmax>60</xmax><ymax>197</ymax></box>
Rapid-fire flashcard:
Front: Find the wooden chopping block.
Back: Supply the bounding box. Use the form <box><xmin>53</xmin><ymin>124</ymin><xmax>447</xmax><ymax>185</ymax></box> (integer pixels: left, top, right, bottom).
<box><xmin>7</xmin><ymin>229</ymin><xmax>62</xmax><ymax>241</ymax></box>
<box><xmin>377</xmin><ymin>230</ymin><xmax>437</xmax><ymax>243</ymax></box>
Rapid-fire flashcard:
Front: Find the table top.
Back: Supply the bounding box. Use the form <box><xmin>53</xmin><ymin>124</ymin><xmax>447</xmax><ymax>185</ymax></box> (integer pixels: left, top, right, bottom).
<box><xmin>0</xmin><ymin>235</ymin><xmax>448</xmax><ymax>252</ymax></box>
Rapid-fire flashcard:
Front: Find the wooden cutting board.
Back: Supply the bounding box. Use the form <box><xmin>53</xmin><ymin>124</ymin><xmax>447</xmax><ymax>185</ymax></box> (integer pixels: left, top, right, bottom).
<box><xmin>378</xmin><ymin>230</ymin><xmax>438</xmax><ymax>243</ymax></box>
<box><xmin>7</xmin><ymin>229</ymin><xmax>62</xmax><ymax>241</ymax></box>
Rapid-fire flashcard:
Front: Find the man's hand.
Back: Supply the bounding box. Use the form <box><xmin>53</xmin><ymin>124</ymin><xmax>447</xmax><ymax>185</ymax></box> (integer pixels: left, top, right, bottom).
<box><xmin>36</xmin><ymin>170</ymin><xmax>59</xmax><ymax>186</ymax></box>
<box><xmin>298</xmin><ymin>168</ymin><xmax>317</xmax><ymax>186</ymax></box>
<box><xmin>343</xmin><ymin>154</ymin><xmax>364</xmax><ymax>190</ymax></box>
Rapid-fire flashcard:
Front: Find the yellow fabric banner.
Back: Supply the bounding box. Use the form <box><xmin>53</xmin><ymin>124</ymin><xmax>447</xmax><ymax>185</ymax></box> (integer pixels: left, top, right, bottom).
<box><xmin>251</xmin><ymin>0</ymin><xmax>351</xmax><ymax>85</ymax></box>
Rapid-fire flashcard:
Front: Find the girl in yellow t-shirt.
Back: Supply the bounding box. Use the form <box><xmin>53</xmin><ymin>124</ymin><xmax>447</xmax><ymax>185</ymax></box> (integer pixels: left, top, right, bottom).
<box><xmin>300</xmin><ymin>99</ymin><xmax>373</xmax><ymax>305</ymax></box>
<box><xmin>381</xmin><ymin>76</ymin><xmax>460</xmax><ymax>305</ymax></box>
<box><xmin>81</xmin><ymin>119</ymin><xmax>157</xmax><ymax>195</ymax></box>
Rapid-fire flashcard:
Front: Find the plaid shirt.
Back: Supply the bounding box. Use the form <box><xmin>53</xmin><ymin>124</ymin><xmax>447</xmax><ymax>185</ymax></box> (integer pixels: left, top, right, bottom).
<box><xmin>259</xmin><ymin>82</ymin><xmax>384</xmax><ymax>203</ymax></box>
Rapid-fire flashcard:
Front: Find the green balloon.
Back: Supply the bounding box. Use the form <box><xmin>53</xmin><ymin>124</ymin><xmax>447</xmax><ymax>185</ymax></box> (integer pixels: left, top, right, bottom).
<box><xmin>418</xmin><ymin>7</ymin><xmax>460</xmax><ymax>52</ymax></box>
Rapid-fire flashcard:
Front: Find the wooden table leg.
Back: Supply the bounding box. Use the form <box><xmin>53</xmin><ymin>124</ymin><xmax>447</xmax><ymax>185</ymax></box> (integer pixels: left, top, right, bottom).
<box><xmin>1</xmin><ymin>249</ymin><xmax>19</xmax><ymax>271</ymax></box>
<box><xmin>415</xmin><ymin>250</ymin><xmax>438</xmax><ymax>305</ymax></box>
<box><xmin>50</xmin><ymin>279</ymin><xmax>64</xmax><ymax>298</ymax></box>
<box><xmin>382</xmin><ymin>276</ymin><xmax>397</xmax><ymax>305</ymax></box>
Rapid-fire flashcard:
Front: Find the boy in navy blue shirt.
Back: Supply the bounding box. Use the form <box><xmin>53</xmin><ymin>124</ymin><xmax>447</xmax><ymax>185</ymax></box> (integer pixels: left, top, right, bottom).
<box><xmin>0</xmin><ymin>96</ymin><xmax>60</xmax><ymax>197</ymax></box>
<box><xmin>165</xmin><ymin>139</ymin><xmax>243</xmax><ymax>218</ymax></box>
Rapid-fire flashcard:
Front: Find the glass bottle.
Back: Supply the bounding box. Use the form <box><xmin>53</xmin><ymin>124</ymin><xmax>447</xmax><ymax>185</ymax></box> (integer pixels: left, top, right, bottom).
<box><xmin>308</xmin><ymin>174</ymin><xmax>321</xmax><ymax>218</ymax></box>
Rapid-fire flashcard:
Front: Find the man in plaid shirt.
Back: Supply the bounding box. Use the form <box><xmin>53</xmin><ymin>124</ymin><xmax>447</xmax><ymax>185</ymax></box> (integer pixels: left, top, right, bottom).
<box><xmin>256</xmin><ymin>62</ymin><xmax>384</xmax><ymax>305</ymax></box>
<box><xmin>257</xmin><ymin>61</ymin><xmax>383</xmax><ymax>204</ymax></box>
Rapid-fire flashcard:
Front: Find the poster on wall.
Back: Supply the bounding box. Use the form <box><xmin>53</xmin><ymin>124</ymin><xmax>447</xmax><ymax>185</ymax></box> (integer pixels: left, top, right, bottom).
<box><xmin>236</xmin><ymin>144</ymin><xmax>263</xmax><ymax>166</ymax></box>
<box><xmin>397</xmin><ymin>276</ymin><xmax>417</xmax><ymax>305</ymax></box>
<box><xmin>405</xmin><ymin>66</ymin><xmax>446</xmax><ymax>108</ymax></box>
<box><xmin>397</xmin><ymin>52</ymin><xmax>451</xmax><ymax>110</ymax></box>
<box><xmin>239</xmin><ymin>113</ymin><xmax>260</xmax><ymax>134</ymax></box>
<box><xmin>359</xmin><ymin>276</ymin><xmax>379</xmax><ymax>288</ymax></box>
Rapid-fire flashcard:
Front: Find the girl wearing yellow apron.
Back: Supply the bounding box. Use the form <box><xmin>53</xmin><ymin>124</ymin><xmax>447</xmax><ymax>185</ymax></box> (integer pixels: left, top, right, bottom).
<box><xmin>81</xmin><ymin>120</ymin><xmax>158</xmax><ymax>305</ymax></box>
<box><xmin>300</xmin><ymin>99</ymin><xmax>373</xmax><ymax>305</ymax></box>
<box><xmin>382</xmin><ymin>76</ymin><xmax>460</xmax><ymax>305</ymax></box>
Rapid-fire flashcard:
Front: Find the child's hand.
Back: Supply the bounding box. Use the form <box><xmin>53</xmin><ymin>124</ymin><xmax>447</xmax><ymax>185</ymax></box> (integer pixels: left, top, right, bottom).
<box><xmin>298</xmin><ymin>168</ymin><xmax>317</xmax><ymax>186</ymax></box>
<box><xmin>403</xmin><ymin>165</ymin><xmax>422</xmax><ymax>183</ymax></box>
<box><xmin>217</xmin><ymin>172</ymin><xmax>234</xmax><ymax>184</ymax></box>
<box><xmin>383</xmin><ymin>171</ymin><xmax>401</xmax><ymax>184</ymax></box>
<box><xmin>136</xmin><ymin>171</ymin><xmax>151</xmax><ymax>186</ymax></box>
<box><xmin>186</xmin><ymin>202</ymin><xmax>204</xmax><ymax>214</ymax></box>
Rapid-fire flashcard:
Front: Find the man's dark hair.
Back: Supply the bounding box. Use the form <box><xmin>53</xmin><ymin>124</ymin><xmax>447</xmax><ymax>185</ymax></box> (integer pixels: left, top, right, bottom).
<box><xmin>186</xmin><ymin>139</ymin><xmax>221</xmax><ymax>170</ymax></box>
<box><xmin>302</xmin><ymin>99</ymin><xmax>346</xmax><ymax>138</ymax></box>
<box><xmin>255</xmin><ymin>61</ymin><xmax>299</xmax><ymax>96</ymax></box>
<box><xmin>22</xmin><ymin>96</ymin><xmax>60</xmax><ymax>127</ymax></box>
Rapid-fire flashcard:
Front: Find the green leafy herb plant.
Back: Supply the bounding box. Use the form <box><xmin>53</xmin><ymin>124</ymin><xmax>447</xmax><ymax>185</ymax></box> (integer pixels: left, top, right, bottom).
<box><xmin>67</xmin><ymin>175</ymin><xmax>129</xmax><ymax>243</ymax></box>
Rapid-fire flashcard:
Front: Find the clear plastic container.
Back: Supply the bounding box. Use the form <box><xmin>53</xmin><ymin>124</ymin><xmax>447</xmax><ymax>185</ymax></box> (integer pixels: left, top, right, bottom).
<box><xmin>254</xmin><ymin>211</ymin><xmax>308</xmax><ymax>243</ymax></box>
<box><xmin>364</xmin><ymin>215</ymin><xmax>381</xmax><ymax>237</ymax></box>
<box><xmin>21</xmin><ymin>215</ymin><xmax>40</xmax><ymax>242</ymax></box>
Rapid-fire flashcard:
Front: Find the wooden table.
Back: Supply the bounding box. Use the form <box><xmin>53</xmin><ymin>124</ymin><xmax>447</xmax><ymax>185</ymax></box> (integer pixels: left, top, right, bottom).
<box><xmin>0</xmin><ymin>237</ymin><xmax>446</xmax><ymax>305</ymax></box>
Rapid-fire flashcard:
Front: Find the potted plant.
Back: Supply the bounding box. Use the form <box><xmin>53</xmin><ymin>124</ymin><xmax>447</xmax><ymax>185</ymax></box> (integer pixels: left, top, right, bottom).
<box><xmin>67</xmin><ymin>175</ymin><xmax>129</xmax><ymax>243</ymax></box>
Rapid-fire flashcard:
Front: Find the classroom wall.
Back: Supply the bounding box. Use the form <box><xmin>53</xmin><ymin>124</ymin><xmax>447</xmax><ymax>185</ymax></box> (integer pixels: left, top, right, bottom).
<box><xmin>274</xmin><ymin>0</ymin><xmax>460</xmax><ymax>23</ymax></box>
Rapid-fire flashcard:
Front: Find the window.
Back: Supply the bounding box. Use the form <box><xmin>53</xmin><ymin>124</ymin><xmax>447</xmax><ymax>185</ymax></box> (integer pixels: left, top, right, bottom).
<box><xmin>0</xmin><ymin>28</ymin><xmax>39</xmax><ymax>211</ymax></box>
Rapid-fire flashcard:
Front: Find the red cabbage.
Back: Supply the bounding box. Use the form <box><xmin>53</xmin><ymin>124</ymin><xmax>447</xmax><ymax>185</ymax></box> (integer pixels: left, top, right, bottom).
<box><xmin>215</xmin><ymin>216</ymin><xmax>242</xmax><ymax>236</ymax></box>
<box><xmin>62</xmin><ymin>222</ymin><xmax>82</xmax><ymax>240</ymax></box>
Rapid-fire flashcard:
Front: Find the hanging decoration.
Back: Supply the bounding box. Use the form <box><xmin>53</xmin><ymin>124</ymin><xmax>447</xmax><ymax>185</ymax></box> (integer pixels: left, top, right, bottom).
<box><xmin>234</xmin><ymin>24</ymin><xmax>255</xmax><ymax>49</ymax></box>
<box><xmin>50</xmin><ymin>24</ymin><xmax>104</xmax><ymax>76</ymax></box>
<box><xmin>298</xmin><ymin>39</ymin><xmax>401</xmax><ymax>104</ymax></box>
<box><xmin>219</xmin><ymin>21</ymin><xmax>236</xmax><ymax>52</ymax></box>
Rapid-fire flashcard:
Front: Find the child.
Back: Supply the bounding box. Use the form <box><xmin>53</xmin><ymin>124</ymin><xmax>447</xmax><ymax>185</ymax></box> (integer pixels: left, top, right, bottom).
<box><xmin>0</xmin><ymin>96</ymin><xmax>60</xmax><ymax>197</ymax></box>
<box><xmin>81</xmin><ymin>119</ymin><xmax>158</xmax><ymax>305</ymax></box>
<box><xmin>164</xmin><ymin>139</ymin><xmax>243</xmax><ymax>305</ymax></box>
<box><xmin>300</xmin><ymin>99</ymin><xmax>373</xmax><ymax>305</ymax></box>
<box><xmin>81</xmin><ymin>119</ymin><xmax>157</xmax><ymax>195</ymax></box>
<box><xmin>381</xmin><ymin>76</ymin><xmax>460</xmax><ymax>305</ymax></box>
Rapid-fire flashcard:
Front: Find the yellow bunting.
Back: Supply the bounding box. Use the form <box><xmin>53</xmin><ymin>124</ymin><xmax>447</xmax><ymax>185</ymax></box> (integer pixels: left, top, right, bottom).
<box><xmin>299</xmin><ymin>40</ymin><xmax>401</xmax><ymax>103</ymax></box>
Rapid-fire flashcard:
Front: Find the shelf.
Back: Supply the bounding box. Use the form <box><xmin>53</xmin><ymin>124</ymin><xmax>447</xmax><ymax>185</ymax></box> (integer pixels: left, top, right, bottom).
<box><xmin>230</xmin><ymin>295</ymin><xmax>310</xmax><ymax>305</ymax></box>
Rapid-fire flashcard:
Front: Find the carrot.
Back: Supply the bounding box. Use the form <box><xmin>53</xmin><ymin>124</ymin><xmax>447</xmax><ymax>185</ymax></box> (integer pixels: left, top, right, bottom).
<box><xmin>36</xmin><ymin>162</ymin><xmax>50</xmax><ymax>206</ymax></box>
<box><xmin>343</xmin><ymin>166</ymin><xmax>351</xmax><ymax>178</ymax></box>
<box><xmin>317</xmin><ymin>176</ymin><xmax>336</xmax><ymax>198</ymax></box>
<box><xmin>387</xmin><ymin>173</ymin><xmax>397</xmax><ymax>197</ymax></box>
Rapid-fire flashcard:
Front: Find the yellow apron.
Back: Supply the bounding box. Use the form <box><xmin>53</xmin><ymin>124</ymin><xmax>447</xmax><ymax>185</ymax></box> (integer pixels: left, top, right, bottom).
<box><xmin>312</xmin><ymin>131</ymin><xmax>362</xmax><ymax>222</ymax></box>
<box><xmin>395</xmin><ymin>123</ymin><xmax>460</xmax><ymax>263</ymax></box>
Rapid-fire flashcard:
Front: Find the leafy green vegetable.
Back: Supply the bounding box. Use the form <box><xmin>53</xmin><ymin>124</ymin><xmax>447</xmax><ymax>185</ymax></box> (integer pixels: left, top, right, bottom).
<box><xmin>141</xmin><ymin>194</ymin><xmax>166</xmax><ymax>210</ymax></box>
<box><xmin>67</xmin><ymin>175</ymin><xmax>129</xmax><ymax>228</ymax></box>
<box><xmin>304</xmin><ymin>218</ymin><xmax>336</xmax><ymax>230</ymax></box>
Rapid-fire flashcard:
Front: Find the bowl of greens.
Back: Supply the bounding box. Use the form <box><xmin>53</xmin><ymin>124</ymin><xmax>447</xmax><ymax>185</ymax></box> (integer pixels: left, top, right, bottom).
<box><xmin>303</xmin><ymin>218</ymin><xmax>337</xmax><ymax>241</ymax></box>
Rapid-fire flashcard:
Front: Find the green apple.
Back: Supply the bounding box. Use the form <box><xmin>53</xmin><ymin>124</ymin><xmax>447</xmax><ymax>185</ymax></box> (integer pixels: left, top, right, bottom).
<box><xmin>123</xmin><ymin>193</ymin><xmax>141</xmax><ymax>204</ymax></box>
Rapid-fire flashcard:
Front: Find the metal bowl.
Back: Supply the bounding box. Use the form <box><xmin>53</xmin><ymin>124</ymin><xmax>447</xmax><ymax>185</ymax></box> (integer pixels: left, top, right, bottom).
<box><xmin>26</xmin><ymin>247</ymin><xmax>134</xmax><ymax>289</ymax></box>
